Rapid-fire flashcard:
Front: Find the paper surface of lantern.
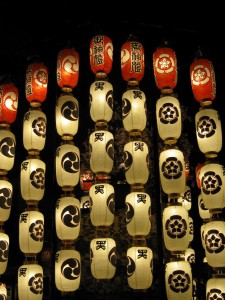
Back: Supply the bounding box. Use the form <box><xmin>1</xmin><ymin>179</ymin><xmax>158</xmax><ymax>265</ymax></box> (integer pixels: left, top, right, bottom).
<box><xmin>18</xmin><ymin>263</ymin><xmax>43</xmax><ymax>300</ymax></box>
<box><xmin>178</xmin><ymin>185</ymin><xmax>192</xmax><ymax>211</ymax></box>
<box><xmin>55</xmin><ymin>249</ymin><xmax>81</xmax><ymax>292</ymax></box>
<box><xmin>90</xmin><ymin>238</ymin><xmax>117</xmax><ymax>279</ymax></box>
<box><xmin>156</xmin><ymin>96</ymin><xmax>181</xmax><ymax>144</ymax></box>
<box><xmin>0</xmin><ymin>129</ymin><xmax>16</xmax><ymax>174</ymax></box>
<box><xmin>0</xmin><ymin>283</ymin><xmax>7</xmax><ymax>298</ymax></box>
<box><xmin>0</xmin><ymin>82</ymin><xmax>18</xmax><ymax>125</ymax></box>
<box><xmin>0</xmin><ymin>232</ymin><xmax>9</xmax><ymax>274</ymax></box>
<box><xmin>0</xmin><ymin>179</ymin><xmax>13</xmax><ymax>222</ymax></box>
<box><xmin>195</xmin><ymin>108</ymin><xmax>222</xmax><ymax>157</ymax></box>
<box><xmin>125</xmin><ymin>191</ymin><xmax>151</xmax><ymax>236</ymax></box>
<box><xmin>206</xmin><ymin>277</ymin><xmax>225</xmax><ymax>299</ymax></box>
<box><xmin>122</xmin><ymin>88</ymin><xmax>147</xmax><ymax>133</ymax></box>
<box><xmin>55</xmin><ymin>94</ymin><xmax>79</xmax><ymax>139</ymax></box>
<box><xmin>184</xmin><ymin>248</ymin><xmax>195</xmax><ymax>263</ymax></box>
<box><xmin>190</xmin><ymin>58</ymin><xmax>216</xmax><ymax>105</ymax></box>
<box><xmin>165</xmin><ymin>261</ymin><xmax>192</xmax><ymax>300</ymax></box>
<box><xmin>57</xmin><ymin>47</ymin><xmax>79</xmax><ymax>92</ymax></box>
<box><xmin>127</xmin><ymin>246</ymin><xmax>153</xmax><ymax>289</ymax></box>
<box><xmin>162</xmin><ymin>205</ymin><xmax>190</xmax><ymax>252</ymax></box>
<box><xmin>198</xmin><ymin>194</ymin><xmax>211</xmax><ymax>220</ymax></box>
<box><xmin>89</xmin><ymin>183</ymin><xmax>115</xmax><ymax>227</ymax></box>
<box><xmin>55</xmin><ymin>196</ymin><xmax>80</xmax><ymax>240</ymax></box>
<box><xmin>153</xmin><ymin>47</ymin><xmax>177</xmax><ymax>93</ymax></box>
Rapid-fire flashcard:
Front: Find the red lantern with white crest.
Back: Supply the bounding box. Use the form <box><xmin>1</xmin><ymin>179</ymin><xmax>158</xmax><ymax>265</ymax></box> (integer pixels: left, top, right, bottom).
<box><xmin>0</xmin><ymin>82</ymin><xmax>18</xmax><ymax>125</ymax></box>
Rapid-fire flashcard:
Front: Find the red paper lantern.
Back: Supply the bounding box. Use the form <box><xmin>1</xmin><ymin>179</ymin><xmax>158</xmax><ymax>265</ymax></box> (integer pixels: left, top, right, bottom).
<box><xmin>195</xmin><ymin>163</ymin><xmax>204</xmax><ymax>189</ymax></box>
<box><xmin>0</xmin><ymin>82</ymin><xmax>18</xmax><ymax>125</ymax></box>
<box><xmin>57</xmin><ymin>47</ymin><xmax>79</xmax><ymax>92</ymax></box>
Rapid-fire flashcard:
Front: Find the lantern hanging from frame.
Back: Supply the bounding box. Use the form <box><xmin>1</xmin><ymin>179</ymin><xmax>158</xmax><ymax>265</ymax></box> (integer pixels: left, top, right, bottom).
<box><xmin>0</xmin><ymin>178</ymin><xmax>13</xmax><ymax>222</ymax></box>
<box><xmin>177</xmin><ymin>185</ymin><xmax>192</xmax><ymax>211</ymax></box>
<box><xmin>206</xmin><ymin>277</ymin><xmax>225</xmax><ymax>299</ymax></box>
<box><xmin>198</xmin><ymin>194</ymin><xmax>211</xmax><ymax>220</ymax></box>
<box><xmin>0</xmin><ymin>128</ymin><xmax>16</xmax><ymax>175</ymax></box>
<box><xmin>184</xmin><ymin>248</ymin><xmax>195</xmax><ymax>264</ymax></box>
<box><xmin>0</xmin><ymin>230</ymin><xmax>9</xmax><ymax>275</ymax></box>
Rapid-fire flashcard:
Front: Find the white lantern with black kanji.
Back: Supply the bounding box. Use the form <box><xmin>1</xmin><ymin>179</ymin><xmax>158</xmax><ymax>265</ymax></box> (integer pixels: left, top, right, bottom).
<box><xmin>0</xmin><ymin>129</ymin><xmax>16</xmax><ymax>174</ymax></box>
<box><xmin>184</xmin><ymin>248</ymin><xmax>195</xmax><ymax>264</ymax></box>
<box><xmin>0</xmin><ymin>178</ymin><xmax>13</xmax><ymax>222</ymax></box>
<box><xmin>125</xmin><ymin>191</ymin><xmax>151</xmax><ymax>236</ymax></box>
<box><xmin>206</xmin><ymin>277</ymin><xmax>225</xmax><ymax>299</ymax></box>
<box><xmin>127</xmin><ymin>246</ymin><xmax>153</xmax><ymax>289</ymax></box>
<box><xmin>198</xmin><ymin>194</ymin><xmax>211</xmax><ymax>220</ymax></box>
<box><xmin>90</xmin><ymin>237</ymin><xmax>117</xmax><ymax>279</ymax></box>
<box><xmin>178</xmin><ymin>185</ymin><xmax>192</xmax><ymax>211</ymax></box>
<box><xmin>0</xmin><ymin>232</ymin><xmax>9</xmax><ymax>275</ymax></box>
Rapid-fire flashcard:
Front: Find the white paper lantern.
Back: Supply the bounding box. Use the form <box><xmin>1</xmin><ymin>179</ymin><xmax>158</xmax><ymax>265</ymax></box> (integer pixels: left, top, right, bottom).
<box><xmin>80</xmin><ymin>194</ymin><xmax>91</xmax><ymax>210</ymax></box>
<box><xmin>125</xmin><ymin>191</ymin><xmax>151</xmax><ymax>236</ymax></box>
<box><xmin>89</xmin><ymin>183</ymin><xmax>115</xmax><ymax>227</ymax></box>
<box><xmin>127</xmin><ymin>246</ymin><xmax>153</xmax><ymax>289</ymax></box>
<box><xmin>198</xmin><ymin>194</ymin><xmax>211</xmax><ymax>220</ymax></box>
<box><xmin>0</xmin><ymin>283</ymin><xmax>7</xmax><ymax>298</ymax></box>
<box><xmin>178</xmin><ymin>185</ymin><xmax>192</xmax><ymax>211</ymax></box>
<box><xmin>206</xmin><ymin>277</ymin><xmax>225</xmax><ymax>299</ymax></box>
<box><xmin>0</xmin><ymin>178</ymin><xmax>13</xmax><ymax>222</ymax></box>
<box><xmin>184</xmin><ymin>248</ymin><xmax>195</xmax><ymax>263</ymax></box>
<box><xmin>55</xmin><ymin>249</ymin><xmax>81</xmax><ymax>292</ymax></box>
<box><xmin>19</xmin><ymin>210</ymin><xmax>44</xmax><ymax>254</ymax></box>
<box><xmin>0</xmin><ymin>232</ymin><xmax>9</xmax><ymax>275</ymax></box>
<box><xmin>0</xmin><ymin>129</ymin><xmax>16</xmax><ymax>174</ymax></box>
<box><xmin>55</xmin><ymin>196</ymin><xmax>80</xmax><ymax>241</ymax></box>
<box><xmin>156</xmin><ymin>96</ymin><xmax>181</xmax><ymax>144</ymax></box>
<box><xmin>90</xmin><ymin>237</ymin><xmax>116</xmax><ymax>279</ymax></box>
<box><xmin>200</xmin><ymin>223</ymin><xmax>206</xmax><ymax>251</ymax></box>
<box><xmin>188</xmin><ymin>216</ymin><xmax>194</xmax><ymax>243</ymax></box>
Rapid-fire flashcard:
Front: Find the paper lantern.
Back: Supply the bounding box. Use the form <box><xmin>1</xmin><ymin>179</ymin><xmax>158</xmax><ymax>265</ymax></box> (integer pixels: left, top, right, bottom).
<box><xmin>25</xmin><ymin>61</ymin><xmax>48</xmax><ymax>107</ymax></box>
<box><xmin>206</xmin><ymin>277</ymin><xmax>225</xmax><ymax>299</ymax></box>
<box><xmin>20</xmin><ymin>158</ymin><xmax>46</xmax><ymax>203</ymax></box>
<box><xmin>162</xmin><ymin>205</ymin><xmax>189</xmax><ymax>252</ymax></box>
<box><xmin>0</xmin><ymin>231</ymin><xmax>9</xmax><ymax>274</ymax></box>
<box><xmin>159</xmin><ymin>148</ymin><xmax>186</xmax><ymax>197</ymax></box>
<box><xmin>80</xmin><ymin>169</ymin><xmax>94</xmax><ymax>192</ymax></box>
<box><xmin>123</xmin><ymin>141</ymin><xmax>149</xmax><ymax>186</ymax></box>
<box><xmin>156</xmin><ymin>96</ymin><xmax>181</xmax><ymax>144</ymax></box>
<box><xmin>122</xmin><ymin>88</ymin><xmax>147</xmax><ymax>134</ymax></box>
<box><xmin>90</xmin><ymin>237</ymin><xmax>116</xmax><ymax>279</ymax></box>
<box><xmin>89</xmin><ymin>130</ymin><xmax>114</xmax><ymax>175</ymax></box>
<box><xmin>195</xmin><ymin>163</ymin><xmax>204</xmax><ymax>189</ymax></box>
<box><xmin>195</xmin><ymin>107</ymin><xmax>222</xmax><ymax>158</ymax></box>
<box><xmin>165</xmin><ymin>261</ymin><xmax>192</xmax><ymax>300</ymax></box>
<box><xmin>127</xmin><ymin>246</ymin><xmax>153</xmax><ymax>289</ymax></box>
<box><xmin>190</xmin><ymin>58</ymin><xmax>216</xmax><ymax>105</ymax></box>
<box><xmin>89</xmin><ymin>80</ymin><xmax>113</xmax><ymax>124</ymax></box>
<box><xmin>18</xmin><ymin>262</ymin><xmax>43</xmax><ymax>300</ymax></box>
<box><xmin>19</xmin><ymin>210</ymin><xmax>44</xmax><ymax>254</ymax></box>
<box><xmin>200</xmin><ymin>223</ymin><xmax>206</xmax><ymax>251</ymax></box>
<box><xmin>55</xmin><ymin>196</ymin><xmax>80</xmax><ymax>241</ymax></box>
<box><xmin>89</xmin><ymin>183</ymin><xmax>115</xmax><ymax>227</ymax></box>
<box><xmin>0</xmin><ymin>283</ymin><xmax>7</xmax><ymax>298</ymax></box>
<box><xmin>55</xmin><ymin>94</ymin><xmax>79</xmax><ymax>140</ymax></box>
<box><xmin>55</xmin><ymin>249</ymin><xmax>81</xmax><ymax>292</ymax></box>
<box><xmin>178</xmin><ymin>185</ymin><xmax>192</xmax><ymax>211</ymax></box>
<box><xmin>90</xmin><ymin>35</ymin><xmax>113</xmax><ymax>77</ymax></box>
<box><xmin>23</xmin><ymin>108</ymin><xmax>47</xmax><ymax>155</ymax></box>
<box><xmin>125</xmin><ymin>191</ymin><xmax>151</xmax><ymax>236</ymax></box>
<box><xmin>153</xmin><ymin>47</ymin><xmax>177</xmax><ymax>93</ymax></box>
<box><xmin>55</xmin><ymin>142</ymin><xmax>80</xmax><ymax>191</ymax></box>
<box><xmin>80</xmin><ymin>194</ymin><xmax>91</xmax><ymax>210</ymax></box>
<box><xmin>0</xmin><ymin>178</ymin><xmax>13</xmax><ymax>222</ymax></box>
<box><xmin>0</xmin><ymin>129</ymin><xmax>16</xmax><ymax>175</ymax></box>
<box><xmin>121</xmin><ymin>40</ymin><xmax>145</xmax><ymax>84</ymax></box>
<box><xmin>57</xmin><ymin>47</ymin><xmax>79</xmax><ymax>92</ymax></box>
<box><xmin>188</xmin><ymin>216</ymin><xmax>194</xmax><ymax>243</ymax></box>
<box><xmin>184</xmin><ymin>248</ymin><xmax>195</xmax><ymax>263</ymax></box>
<box><xmin>198</xmin><ymin>194</ymin><xmax>211</xmax><ymax>220</ymax></box>
<box><xmin>0</xmin><ymin>82</ymin><xmax>18</xmax><ymax>125</ymax></box>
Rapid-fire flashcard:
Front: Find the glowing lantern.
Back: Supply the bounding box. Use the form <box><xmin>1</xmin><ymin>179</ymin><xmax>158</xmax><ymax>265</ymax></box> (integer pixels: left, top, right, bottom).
<box><xmin>178</xmin><ymin>185</ymin><xmax>192</xmax><ymax>211</ymax></box>
<box><xmin>55</xmin><ymin>249</ymin><xmax>81</xmax><ymax>292</ymax></box>
<box><xmin>80</xmin><ymin>194</ymin><xmax>91</xmax><ymax>210</ymax></box>
<box><xmin>125</xmin><ymin>191</ymin><xmax>151</xmax><ymax>236</ymax></box>
<box><xmin>190</xmin><ymin>58</ymin><xmax>216</xmax><ymax>106</ymax></box>
<box><xmin>19</xmin><ymin>210</ymin><xmax>44</xmax><ymax>254</ymax></box>
<box><xmin>127</xmin><ymin>246</ymin><xmax>153</xmax><ymax>289</ymax></box>
<box><xmin>206</xmin><ymin>277</ymin><xmax>225</xmax><ymax>299</ymax></box>
<box><xmin>198</xmin><ymin>194</ymin><xmax>211</xmax><ymax>220</ymax></box>
<box><xmin>0</xmin><ymin>129</ymin><xmax>16</xmax><ymax>175</ymax></box>
<box><xmin>0</xmin><ymin>231</ymin><xmax>9</xmax><ymax>274</ymax></box>
<box><xmin>184</xmin><ymin>248</ymin><xmax>195</xmax><ymax>263</ymax></box>
<box><xmin>153</xmin><ymin>46</ymin><xmax>177</xmax><ymax>94</ymax></box>
<box><xmin>156</xmin><ymin>96</ymin><xmax>181</xmax><ymax>144</ymax></box>
<box><xmin>121</xmin><ymin>40</ymin><xmax>145</xmax><ymax>85</ymax></box>
<box><xmin>90</xmin><ymin>237</ymin><xmax>117</xmax><ymax>279</ymax></box>
<box><xmin>0</xmin><ymin>283</ymin><xmax>7</xmax><ymax>298</ymax></box>
<box><xmin>0</xmin><ymin>82</ymin><xmax>18</xmax><ymax>125</ymax></box>
<box><xmin>200</xmin><ymin>223</ymin><xmax>206</xmax><ymax>251</ymax></box>
<box><xmin>188</xmin><ymin>216</ymin><xmax>194</xmax><ymax>243</ymax></box>
<box><xmin>0</xmin><ymin>178</ymin><xmax>13</xmax><ymax>222</ymax></box>
<box><xmin>195</xmin><ymin>163</ymin><xmax>204</xmax><ymax>189</ymax></box>
<box><xmin>57</xmin><ymin>47</ymin><xmax>79</xmax><ymax>92</ymax></box>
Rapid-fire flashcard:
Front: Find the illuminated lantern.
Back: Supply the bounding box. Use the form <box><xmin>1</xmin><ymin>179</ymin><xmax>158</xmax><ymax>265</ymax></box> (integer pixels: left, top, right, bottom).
<box><xmin>195</xmin><ymin>163</ymin><xmax>204</xmax><ymax>189</ymax></box>
<box><xmin>162</xmin><ymin>205</ymin><xmax>189</xmax><ymax>252</ymax></box>
<box><xmin>204</xmin><ymin>220</ymin><xmax>225</xmax><ymax>267</ymax></box>
<box><xmin>190</xmin><ymin>58</ymin><xmax>216</xmax><ymax>106</ymax></box>
<box><xmin>0</xmin><ymin>231</ymin><xmax>9</xmax><ymax>274</ymax></box>
<box><xmin>55</xmin><ymin>142</ymin><xmax>80</xmax><ymax>191</ymax></box>
<box><xmin>123</xmin><ymin>141</ymin><xmax>149</xmax><ymax>186</ymax></box>
<box><xmin>90</xmin><ymin>237</ymin><xmax>116</xmax><ymax>279</ymax></box>
<box><xmin>156</xmin><ymin>96</ymin><xmax>181</xmax><ymax>144</ymax></box>
<box><xmin>0</xmin><ymin>82</ymin><xmax>18</xmax><ymax>125</ymax></box>
<box><xmin>57</xmin><ymin>47</ymin><xmax>79</xmax><ymax>92</ymax></box>
<box><xmin>165</xmin><ymin>261</ymin><xmax>192</xmax><ymax>300</ymax></box>
<box><xmin>200</xmin><ymin>223</ymin><xmax>207</xmax><ymax>251</ymax></box>
<box><xmin>195</xmin><ymin>107</ymin><xmax>222</xmax><ymax>158</ymax></box>
<box><xmin>80</xmin><ymin>194</ymin><xmax>91</xmax><ymax>210</ymax></box>
<box><xmin>199</xmin><ymin>163</ymin><xmax>225</xmax><ymax>212</ymax></box>
<box><xmin>18</xmin><ymin>262</ymin><xmax>43</xmax><ymax>300</ymax></box>
<box><xmin>206</xmin><ymin>277</ymin><xmax>225</xmax><ymax>299</ymax></box>
<box><xmin>89</xmin><ymin>80</ymin><xmax>113</xmax><ymax>124</ymax></box>
<box><xmin>0</xmin><ymin>178</ymin><xmax>13</xmax><ymax>222</ymax></box>
<box><xmin>25</xmin><ymin>61</ymin><xmax>48</xmax><ymax>107</ymax></box>
<box><xmin>0</xmin><ymin>129</ymin><xmax>16</xmax><ymax>175</ymax></box>
<box><xmin>125</xmin><ymin>191</ymin><xmax>151</xmax><ymax>236</ymax></box>
<box><xmin>20</xmin><ymin>158</ymin><xmax>46</xmax><ymax>204</ymax></box>
<box><xmin>178</xmin><ymin>185</ymin><xmax>192</xmax><ymax>211</ymax></box>
<box><xmin>188</xmin><ymin>216</ymin><xmax>194</xmax><ymax>243</ymax></box>
<box><xmin>122</xmin><ymin>88</ymin><xmax>147</xmax><ymax>134</ymax></box>
<box><xmin>153</xmin><ymin>46</ymin><xmax>177</xmax><ymax>93</ymax></box>
<box><xmin>89</xmin><ymin>183</ymin><xmax>115</xmax><ymax>227</ymax></box>
<box><xmin>89</xmin><ymin>130</ymin><xmax>114</xmax><ymax>176</ymax></box>
<box><xmin>55</xmin><ymin>249</ymin><xmax>81</xmax><ymax>292</ymax></box>
<box><xmin>90</xmin><ymin>35</ymin><xmax>113</xmax><ymax>78</ymax></box>
<box><xmin>198</xmin><ymin>194</ymin><xmax>211</xmax><ymax>220</ymax></box>
<box><xmin>127</xmin><ymin>246</ymin><xmax>153</xmax><ymax>289</ymax></box>
<box><xmin>55</xmin><ymin>94</ymin><xmax>79</xmax><ymax>140</ymax></box>
<box><xmin>121</xmin><ymin>40</ymin><xmax>145</xmax><ymax>85</ymax></box>
<box><xmin>55</xmin><ymin>195</ymin><xmax>80</xmax><ymax>241</ymax></box>
<box><xmin>19</xmin><ymin>210</ymin><xmax>44</xmax><ymax>254</ymax></box>
<box><xmin>23</xmin><ymin>108</ymin><xmax>47</xmax><ymax>155</ymax></box>
<box><xmin>159</xmin><ymin>148</ymin><xmax>186</xmax><ymax>197</ymax></box>
<box><xmin>184</xmin><ymin>248</ymin><xmax>195</xmax><ymax>264</ymax></box>
<box><xmin>0</xmin><ymin>283</ymin><xmax>7</xmax><ymax>298</ymax></box>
